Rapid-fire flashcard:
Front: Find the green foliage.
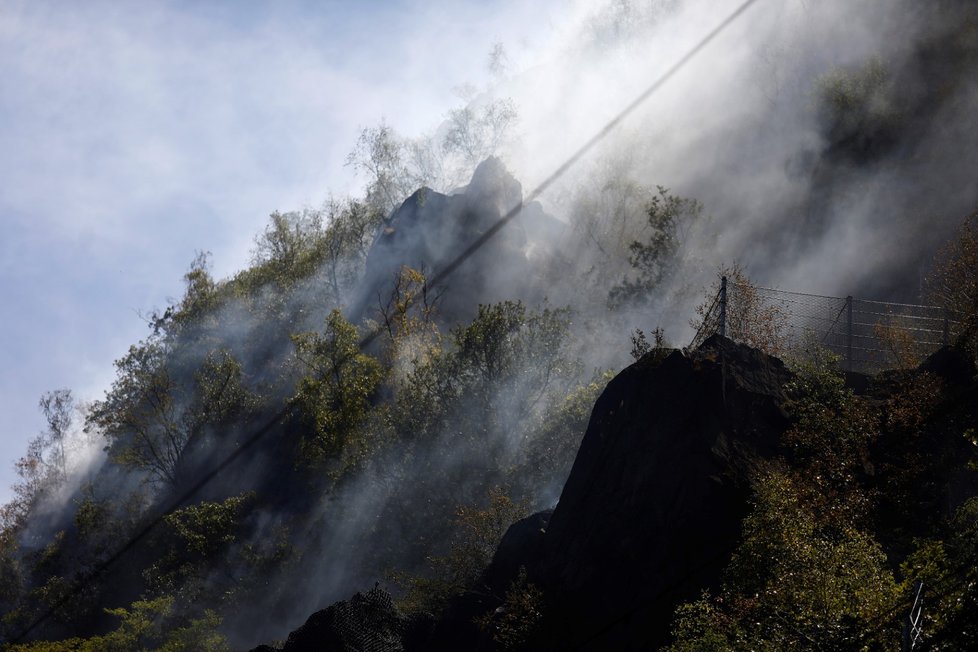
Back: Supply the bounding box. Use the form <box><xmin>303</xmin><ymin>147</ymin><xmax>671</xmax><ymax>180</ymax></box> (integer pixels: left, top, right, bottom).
<box><xmin>235</xmin><ymin>199</ymin><xmax>382</xmax><ymax>317</ymax></box>
<box><xmin>170</xmin><ymin>251</ymin><xmax>220</xmax><ymax>336</ymax></box>
<box><xmin>37</xmin><ymin>390</ymin><xmax>73</xmax><ymax>485</ymax></box>
<box><xmin>609</xmin><ymin>186</ymin><xmax>703</xmax><ymax>308</ymax></box>
<box><xmin>71</xmin><ymin>485</ymin><xmax>147</xmax><ymax>561</ymax></box>
<box><xmin>87</xmin><ymin>340</ymin><xmax>183</xmax><ymax>484</ymax></box>
<box><xmin>291</xmin><ymin>310</ymin><xmax>385</xmax><ymax>473</ymax></box>
<box><xmin>396</xmin><ymin>487</ymin><xmax>529</xmax><ymax>614</ymax></box>
<box><xmin>782</xmin><ymin>352</ymin><xmax>879</xmax><ymax>519</ymax></box>
<box><xmin>667</xmin><ymin>592</ymin><xmax>745</xmax><ymax>652</ymax></box>
<box><xmin>477</xmin><ymin>567</ymin><xmax>544</xmax><ymax>650</ymax></box>
<box><xmin>144</xmin><ymin>493</ymin><xmax>256</xmax><ymax>613</ymax></box>
<box><xmin>191</xmin><ymin>349</ymin><xmax>262</xmax><ymax>429</ymax></box>
<box><xmin>929</xmin><ymin>209</ymin><xmax>978</xmax><ymax>356</ymax></box>
<box><xmin>563</xmin><ymin>160</ymin><xmax>662</xmax><ymax>298</ymax></box>
<box><xmin>668</xmin><ymin>471</ymin><xmax>900</xmax><ymax>651</ymax></box>
<box><xmin>667</xmin><ymin>349</ymin><xmax>908</xmax><ymax>650</ymax></box>
<box><xmin>251</xmin><ymin>210</ymin><xmax>323</xmax><ymax>271</ymax></box>
<box><xmin>346</xmin><ymin>122</ymin><xmax>416</xmax><ymax>215</ymax></box>
<box><xmin>375</xmin><ymin>265</ymin><xmax>442</xmax><ymax>373</ymax></box>
<box><xmin>347</xmin><ymin>98</ymin><xmax>519</xmax><ymax>213</ymax></box>
<box><xmin>0</xmin><ymin>526</ymin><xmax>23</xmax><ymax>616</ymax></box>
<box><xmin>816</xmin><ymin>56</ymin><xmax>902</xmax><ymax>157</ymax></box>
<box><xmin>442</xmin><ymin>98</ymin><xmax>518</xmax><ymax>170</ymax></box>
<box><xmin>733</xmin><ymin>472</ymin><xmax>898</xmax><ymax>643</ymax></box>
<box><xmin>628</xmin><ymin>326</ymin><xmax>665</xmax><ymax>361</ymax></box>
<box><xmin>1</xmin><ymin>390</ymin><xmax>80</xmax><ymax>532</ymax></box>
<box><xmin>515</xmin><ymin>371</ymin><xmax>613</xmax><ymax>494</ymax></box>
<box><xmin>163</xmin><ymin>493</ymin><xmax>253</xmax><ymax>558</ymax></box>
<box><xmin>394</xmin><ymin>301</ymin><xmax>578</xmax><ymax>461</ymax></box>
<box><xmin>901</xmin><ymin>498</ymin><xmax>978</xmax><ymax>650</ymax></box>
<box><xmin>691</xmin><ymin>265</ymin><xmax>789</xmax><ymax>355</ymax></box>
<box><xmin>159</xmin><ymin>609</ymin><xmax>229</xmax><ymax>652</ymax></box>
<box><xmin>4</xmin><ymin>596</ymin><xmax>229</xmax><ymax>652</ymax></box>
<box><xmin>88</xmin><ymin>343</ymin><xmax>259</xmax><ymax>485</ymax></box>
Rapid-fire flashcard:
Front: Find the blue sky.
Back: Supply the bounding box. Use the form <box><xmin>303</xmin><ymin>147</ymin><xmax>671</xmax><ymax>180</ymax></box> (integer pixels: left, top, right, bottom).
<box><xmin>0</xmin><ymin>0</ymin><xmax>566</xmax><ymax>502</ymax></box>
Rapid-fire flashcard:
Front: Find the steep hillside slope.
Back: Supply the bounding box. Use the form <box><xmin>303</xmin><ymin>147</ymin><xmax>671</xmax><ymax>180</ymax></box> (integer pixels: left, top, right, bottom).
<box><xmin>264</xmin><ymin>336</ymin><xmax>978</xmax><ymax>650</ymax></box>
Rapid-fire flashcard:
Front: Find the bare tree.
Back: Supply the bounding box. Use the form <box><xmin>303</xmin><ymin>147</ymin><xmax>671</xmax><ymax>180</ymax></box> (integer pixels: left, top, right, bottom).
<box><xmin>38</xmin><ymin>389</ymin><xmax>73</xmax><ymax>483</ymax></box>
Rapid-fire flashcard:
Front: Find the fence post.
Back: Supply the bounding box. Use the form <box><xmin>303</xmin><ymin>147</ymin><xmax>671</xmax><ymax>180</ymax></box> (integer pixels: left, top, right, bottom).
<box><xmin>719</xmin><ymin>276</ymin><xmax>727</xmax><ymax>338</ymax></box>
<box><xmin>846</xmin><ymin>295</ymin><xmax>853</xmax><ymax>372</ymax></box>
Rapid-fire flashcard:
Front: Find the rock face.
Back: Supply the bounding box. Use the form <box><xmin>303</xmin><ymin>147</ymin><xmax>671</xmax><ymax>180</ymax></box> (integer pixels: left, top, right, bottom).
<box><xmin>262</xmin><ymin>337</ymin><xmax>793</xmax><ymax>650</ymax></box>
<box><xmin>524</xmin><ymin>335</ymin><xmax>792</xmax><ymax>649</ymax></box>
<box><xmin>256</xmin><ymin>337</ymin><xmax>978</xmax><ymax>650</ymax></box>
<box><xmin>350</xmin><ymin>157</ymin><xmax>563</xmax><ymax>327</ymax></box>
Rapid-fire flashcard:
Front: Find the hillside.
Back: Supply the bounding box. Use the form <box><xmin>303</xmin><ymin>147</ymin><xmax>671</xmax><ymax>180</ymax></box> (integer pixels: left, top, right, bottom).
<box><xmin>3</xmin><ymin>1</ymin><xmax>978</xmax><ymax>650</ymax></box>
<box><xmin>255</xmin><ymin>336</ymin><xmax>978</xmax><ymax>650</ymax></box>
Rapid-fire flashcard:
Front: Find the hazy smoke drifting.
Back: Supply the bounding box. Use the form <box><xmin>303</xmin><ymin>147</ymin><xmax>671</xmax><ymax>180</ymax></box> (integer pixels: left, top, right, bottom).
<box><xmin>8</xmin><ymin>1</ymin><xmax>978</xmax><ymax>647</ymax></box>
<box><xmin>482</xmin><ymin>0</ymin><xmax>978</xmax><ymax>334</ymax></box>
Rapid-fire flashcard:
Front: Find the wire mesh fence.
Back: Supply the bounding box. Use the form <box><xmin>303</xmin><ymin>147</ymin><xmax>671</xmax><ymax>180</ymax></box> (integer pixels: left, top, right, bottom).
<box><xmin>690</xmin><ymin>276</ymin><xmax>961</xmax><ymax>374</ymax></box>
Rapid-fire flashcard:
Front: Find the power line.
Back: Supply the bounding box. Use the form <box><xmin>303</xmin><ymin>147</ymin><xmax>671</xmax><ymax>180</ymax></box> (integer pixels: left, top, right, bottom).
<box><xmin>7</xmin><ymin>0</ymin><xmax>762</xmax><ymax>643</ymax></box>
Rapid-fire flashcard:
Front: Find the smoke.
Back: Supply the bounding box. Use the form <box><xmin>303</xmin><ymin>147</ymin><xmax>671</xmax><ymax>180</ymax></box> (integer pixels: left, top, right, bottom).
<box><xmin>484</xmin><ymin>0</ymin><xmax>978</xmax><ymax>324</ymax></box>
<box><xmin>6</xmin><ymin>0</ymin><xmax>978</xmax><ymax>647</ymax></box>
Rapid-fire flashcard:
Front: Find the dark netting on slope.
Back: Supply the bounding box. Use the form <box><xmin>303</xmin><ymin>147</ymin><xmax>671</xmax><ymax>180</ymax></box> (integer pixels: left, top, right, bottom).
<box><xmin>283</xmin><ymin>587</ymin><xmax>407</xmax><ymax>652</ymax></box>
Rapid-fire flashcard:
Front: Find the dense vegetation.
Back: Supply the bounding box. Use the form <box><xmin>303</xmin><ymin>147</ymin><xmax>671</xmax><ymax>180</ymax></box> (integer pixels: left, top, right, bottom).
<box><xmin>0</xmin><ymin>189</ymin><xmax>620</xmax><ymax>648</ymax></box>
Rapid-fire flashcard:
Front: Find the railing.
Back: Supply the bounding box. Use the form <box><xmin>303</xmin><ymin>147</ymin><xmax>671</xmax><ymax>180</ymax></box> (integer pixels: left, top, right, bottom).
<box><xmin>690</xmin><ymin>276</ymin><xmax>961</xmax><ymax>374</ymax></box>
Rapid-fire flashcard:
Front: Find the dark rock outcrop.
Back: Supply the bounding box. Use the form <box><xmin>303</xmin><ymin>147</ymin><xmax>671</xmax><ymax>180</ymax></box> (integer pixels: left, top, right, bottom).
<box><xmin>522</xmin><ymin>336</ymin><xmax>792</xmax><ymax>650</ymax></box>
<box><xmin>255</xmin><ymin>336</ymin><xmax>978</xmax><ymax>651</ymax></box>
<box><xmin>260</xmin><ymin>337</ymin><xmax>796</xmax><ymax>650</ymax></box>
<box><xmin>263</xmin><ymin>586</ymin><xmax>428</xmax><ymax>652</ymax></box>
<box><xmin>483</xmin><ymin>509</ymin><xmax>552</xmax><ymax>596</ymax></box>
<box><xmin>351</xmin><ymin>157</ymin><xmax>560</xmax><ymax>327</ymax></box>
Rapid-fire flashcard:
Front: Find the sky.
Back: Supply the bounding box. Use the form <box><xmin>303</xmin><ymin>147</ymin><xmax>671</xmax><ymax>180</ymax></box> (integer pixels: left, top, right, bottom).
<box><xmin>0</xmin><ymin>0</ymin><xmax>567</xmax><ymax>503</ymax></box>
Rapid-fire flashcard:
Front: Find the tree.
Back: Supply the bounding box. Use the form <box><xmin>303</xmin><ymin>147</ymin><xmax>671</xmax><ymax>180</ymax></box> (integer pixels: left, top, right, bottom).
<box><xmin>394</xmin><ymin>301</ymin><xmax>577</xmax><ymax>448</ymax></box>
<box><xmin>291</xmin><ymin>310</ymin><xmax>385</xmax><ymax>472</ymax></box>
<box><xmin>609</xmin><ymin>186</ymin><xmax>703</xmax><ymax>308</ymax></box>
<box><xmin>88</xmin><ymin>344</ymin><xmax>257</xmax><ymax>485</ymax></box>
<box><xmin>901</xmin><ymin>498</ymin><xmax>978</xmax><ymax>650</ymax></box>
<box><xmin>667</xmin><ymin>471</ymin><xmax>900</xmax><ymax>651</ymax></box>
<box><xmin>319</xmin><ymin>198</ymin><xmax>383</xmax><ymax>304</ymax></box>
<box><xmin>251</xmin><ymin>209</ymin><xmax>323</xmax><ymax>270</ymax></box>
<box><xmin>0</xmin><ymin>390</ymin><xmax>79</xmax><ymax>531</ymax></box>
<box><xmin>929</xmin><ymin>208</ymin><xmax>978</xmax><ymax>352</ymax></box>
<box><xmin>375</xmin><ymin>265</ymin><xmax>442</xmax><ymax>376</ymax></box>
<box><xmin>395</xmin><ymin>487</ymin><xmax>528</xmax><ymax>614</ymax></box>
<box><xmin>87</xmin><ymin>341</ymin><xmax>186</xmax><ymax>485</ymax></box>
<box><xmin>816</xmin><ymin>56</ymin><xmax>901</xmax><ymax>161</ymax></box>
<box><xmin>442</xmin><ymin>98</ymin><xmax>518</xmax><ymax>173</ymax></box>
<box><xmin>38</xmin><ymin>390</ymin><xmax>73</xmax><ymax>484</ymax></box>
<box><xmin>690</xmin><ymin>265</ymin><xmax>788</xmax><ymax>356</ymax></box>
<box><xmin>346</xmin><ymin>122</ymin><xmax>414</xmax><ymax>215</ymax></box>
<box><xmin>4</xmin><ymin>595</ymin><xmax>230</xmax><ymax>652</ymax></box>
<box><xmin>234</xmin><ymin>200</ymin><xmax>383</xmax><ymax>338</ymax></box>
<box><xmin>666</xmin><ymin>351</ymin><xmax>901</xmax><ymax>650</ymax></box>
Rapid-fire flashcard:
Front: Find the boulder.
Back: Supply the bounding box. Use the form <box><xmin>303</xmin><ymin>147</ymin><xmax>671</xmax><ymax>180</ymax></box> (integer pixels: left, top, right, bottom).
<box><xmin>525</xmin><ymin>335</ymin><xmax>792</xmax><ymax>650</ymax></box>
<box><xmin>350</xmin><ymin>158</ymin><xmax>546</xmax><ymax>327</ymax></box>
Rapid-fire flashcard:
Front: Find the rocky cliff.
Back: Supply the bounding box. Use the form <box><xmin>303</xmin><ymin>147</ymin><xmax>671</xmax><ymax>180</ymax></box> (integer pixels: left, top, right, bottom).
<box><xmin>258</xmin><ymin>336</ymin><xmax>795</xmax><ymax>650</ymax></box>
<box><xmin>258</xmin><ymin>334</ymin><xmax>978</xmax><ymax>651</ymax></box>
<box><xmin>350</xmin><ymin>157</ymin><xmax>564</xmax><ymax>327</ymax></box>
